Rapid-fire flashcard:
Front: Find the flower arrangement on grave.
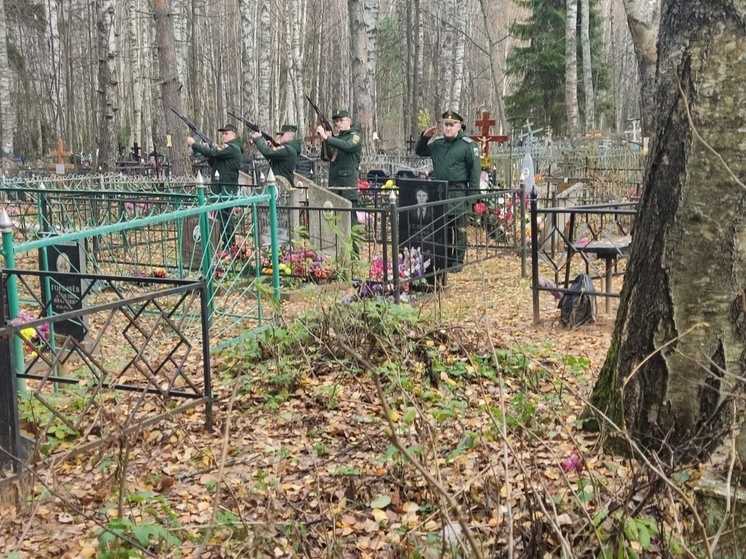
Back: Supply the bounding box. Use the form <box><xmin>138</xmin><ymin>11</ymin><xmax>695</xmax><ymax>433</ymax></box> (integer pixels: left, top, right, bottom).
<box><xmin>473</xmin><ymin>195</ymin><xmax>515</xmax><ymax>241</ymax></box>
<box><xmin>260</xmin><ymin>245</ymin><xmax>338</xmax><ymax>283</ymax></box>
<box><xmin>344</xmin><ymin>247</ymin><xmax>430</xmax><ymax>303</ymax></box>
<box><xmin>9</xmin><ymin>310</ymin><xmax>50</xmax><ymax>355</ymax></box>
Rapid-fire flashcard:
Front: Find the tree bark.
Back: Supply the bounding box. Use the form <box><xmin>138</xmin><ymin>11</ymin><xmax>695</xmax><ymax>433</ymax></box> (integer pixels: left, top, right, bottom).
<box><xmin>590</xmin><ymin>0</ymin><xmax>746</xmax><ymax>462</ymax></box>
<box><xmin>96</xmin><ymin>0</ymin><xmax>116</xmax><ymax>171</ymax></box>
<box><xmin>580</xmin><ymin>0</ymin><xmax>595</xmax><ymax>132</ymax></box>
<box><xmin>0</xmin><ymin>0</ymin><xmax>14</xmax><ymax>153</ymax></box>
<box><xmin>153</xmin><ymin>0</ymin><xmax>190</xmax><ymax>176</ymax></box>
<box><xmin>565</xmin><ymin>0</ymin><xmax>580</xmax><ymax>137</ymax></box>
<box><xmin>348</xmin><ymin>0</ymin><xmax>377</xmax><ymax>157</ymax></box>
<box><xmin>622</xmin><ymin>0</ymin><xmax>660</xmax><ymax>136</ymax></box>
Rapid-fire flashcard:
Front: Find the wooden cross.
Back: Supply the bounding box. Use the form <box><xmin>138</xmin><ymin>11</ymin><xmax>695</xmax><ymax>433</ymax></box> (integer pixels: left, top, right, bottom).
<box><xmin>48</xmin><ymin>138</ymin><xmax>74</xmax><ymax>172</ymax></box>
<box><xmin>405</xmin><ymin>136</ymin><xmax>416</xmax><ymax>152</ymax></box>
<box><xmin>470</xmin><ymin>110</ymin><xmax>508</xmax><ymax>158</ymax></box>
<box><xmin>131</xmin><ymin>141</ymin><xmax>141</xmax><ymax>161</ymax></box>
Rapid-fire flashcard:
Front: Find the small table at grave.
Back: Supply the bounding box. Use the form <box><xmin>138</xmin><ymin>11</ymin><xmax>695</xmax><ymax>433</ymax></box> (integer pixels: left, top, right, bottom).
<box><xmin>572</xmin><ymin>235</ymin><xmax>632</xmax><ymax>313</ymax></box>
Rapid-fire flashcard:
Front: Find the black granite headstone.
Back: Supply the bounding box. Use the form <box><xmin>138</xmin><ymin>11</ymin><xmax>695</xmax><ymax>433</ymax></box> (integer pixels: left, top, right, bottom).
<box><xmin>39</xmin><ymin>242</ymin><xmax>88</xmax><ymax>341</ymax></box>
<box><xmin>397</xmin><ymin>178</ymin><xmax>448</xmax><ymax>277</ymax></box>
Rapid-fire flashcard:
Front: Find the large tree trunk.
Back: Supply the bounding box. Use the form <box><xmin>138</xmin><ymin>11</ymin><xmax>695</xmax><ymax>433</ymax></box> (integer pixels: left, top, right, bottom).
<box><xmin>622</xmin><ymin>0</ymin><xmax>660</xmax><ymax>136</ymax></box>
<box><xmin>565</xmin><ymin>0</ymin><xmax>580</xmax><ymax>137</ymax></box>
<box><xmin>153</xmin><ymin>0</ymin><xmax>190</xmax><ymax>176</ymax></box>
<box><xmin>348</xmin><ymin>0</ymin><xmax>378</xmax><ymax>157</ymax></box>
<box><xmin>590</xmin><ymin>0</ymin><xmax>746</xmax><ymax>462</ymax></box>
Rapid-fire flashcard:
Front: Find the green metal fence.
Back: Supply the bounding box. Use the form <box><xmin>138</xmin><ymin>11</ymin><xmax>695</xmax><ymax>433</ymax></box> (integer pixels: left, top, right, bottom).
<box><xmin>0</xmin><ymin>173</ymin><xmax>281</xmax><ymax>348</ymax></box>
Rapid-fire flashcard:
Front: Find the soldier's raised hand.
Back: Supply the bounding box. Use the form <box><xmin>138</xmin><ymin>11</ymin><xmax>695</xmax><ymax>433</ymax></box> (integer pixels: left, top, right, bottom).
<box><xmin>316</xmin><ymin>125</ymin><xmax>330</xmax><ymax>140</ymax></box>
<box><xmin>423</xmin><ymin>126</ymin><xmax>437</xmax><ymax>138</ymax></box>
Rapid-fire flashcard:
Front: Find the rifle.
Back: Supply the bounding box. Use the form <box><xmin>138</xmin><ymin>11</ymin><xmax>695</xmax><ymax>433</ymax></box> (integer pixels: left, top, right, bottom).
<box><xmin>170</xmin><ymin>108</ymin><xmax>213</xmax><ymax>146</ymax></box>
<box><xmin>228</xmin><ymin>111</ymin><xmax>280</xmax><ymax>147</ymax></box>
<box><xmin>305</xmin><ymin>96</ymin><xmax>333</xmax><ymax>133</ymax></box>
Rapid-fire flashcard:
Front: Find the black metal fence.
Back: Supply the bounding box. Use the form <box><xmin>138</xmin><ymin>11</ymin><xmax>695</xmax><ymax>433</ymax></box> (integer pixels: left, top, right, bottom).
<box><xmin>0</xmin><ymin>270</ymin><xmax>212</xmax><ymax>481</ymax></box>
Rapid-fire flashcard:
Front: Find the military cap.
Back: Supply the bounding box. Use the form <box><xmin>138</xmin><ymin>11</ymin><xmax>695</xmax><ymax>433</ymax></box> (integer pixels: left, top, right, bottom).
<box><xmin>218</xmin><ymin>123</ymin><xmax>237</xmax><ymax>132</ymax></box>
<box><xmin>332</xmin><ymin>109</ymin><xmax>351</xmax><ymax>119</ymax></box>
<box><xmin>277</xmin><ymin>124</ymin><xmax>298</xmax><ymax>134</ymax></box>
<box><xmin>441</xmin><ymin>110</ymin><xmax>464</xmax><ymax>123</ymax></box>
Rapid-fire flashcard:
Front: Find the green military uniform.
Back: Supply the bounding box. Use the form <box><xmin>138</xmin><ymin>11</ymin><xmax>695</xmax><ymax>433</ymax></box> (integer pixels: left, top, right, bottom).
<box><xmin>322</xmin><ymin>127</ymin><xmax>362</xmax><ymax>201</ymax></box>
<box><xmin>254</xmin><ymin>124</ymin><xmax>302</xmax><ymax>185</ymax></box>
<box><xmin>415</xmin><ymin>111</ymin><xmax>481</xmax><ymax>267</ymax></box>
<box><xmin>321</xmin><ymin>109</ymin><xmax>363</xmax><ymax>254</ymax></box>
<box><xmin>191</xmin><ymin>124</ymin><xmax>244</xmax><ymax>250</ymax></box>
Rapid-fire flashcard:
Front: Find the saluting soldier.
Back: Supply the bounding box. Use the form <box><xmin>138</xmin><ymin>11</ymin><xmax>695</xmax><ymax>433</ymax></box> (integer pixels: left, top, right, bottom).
<box><xmin>316</xmin><ymin>108</ymin><xmax>363</xmax><ymax>253</ymax></box>
<box><xmin>187</xmin><ymin>123</ymin><xmax>244</xmax><ymax>253</ymax></box>
<box><xmin>415</xmin><ymin>110</ymin><xmax>481</xmax><ymax>270</ymax></box>
<box><xmin>251</xmin><ymin>124</ymin><xmax>302</xmax><ymax>185</ymax></box>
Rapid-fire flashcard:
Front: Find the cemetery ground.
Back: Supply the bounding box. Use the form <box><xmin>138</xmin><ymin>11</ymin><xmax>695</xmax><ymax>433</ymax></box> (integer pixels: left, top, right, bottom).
<box><xmin>0</xmin><ymin>255</ymin><xmax>703</xmax><ymax>558</ymax></box>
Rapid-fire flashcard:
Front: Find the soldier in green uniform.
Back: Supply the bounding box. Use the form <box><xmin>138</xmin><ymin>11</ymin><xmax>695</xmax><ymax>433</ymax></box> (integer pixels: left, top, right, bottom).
<box><xmin>415</xmin><ymin>110</ymin><xmax>481</xmax><ymax>270</ymax></box>
<box><xmin>187</xmin><ymin>123</ymin><xmax>244</xmax><ymax>252</ymax></box>
<box><xmin>251</xmin><ymin>124</ymin><xmax>302</xmax><ymax>185</ymax></box>
<box><xmin>316</xmin><ymin>108</ymin><xmax>363</xmax><ymax>253</ymax></box>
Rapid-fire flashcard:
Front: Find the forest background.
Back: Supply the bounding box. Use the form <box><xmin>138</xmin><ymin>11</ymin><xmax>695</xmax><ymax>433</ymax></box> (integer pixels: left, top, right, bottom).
<box><xmin>0</xmin><ymin>0</ymin><xmax>641</xmax><ymax>175</ymax></box>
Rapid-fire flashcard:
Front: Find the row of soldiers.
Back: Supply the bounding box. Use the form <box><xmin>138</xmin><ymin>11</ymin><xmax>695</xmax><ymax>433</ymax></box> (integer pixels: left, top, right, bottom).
<box><xmin>186</xmin><ymin>108</ymin><xmax>481</xmax><ymax>266</ymax></box>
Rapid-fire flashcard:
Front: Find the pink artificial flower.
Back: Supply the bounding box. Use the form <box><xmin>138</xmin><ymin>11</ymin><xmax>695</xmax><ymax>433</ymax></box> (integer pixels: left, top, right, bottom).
<box><xmin>561</xmin><ymin>449</ymin><xmax>583</xmax><ymax>473</ymax></box>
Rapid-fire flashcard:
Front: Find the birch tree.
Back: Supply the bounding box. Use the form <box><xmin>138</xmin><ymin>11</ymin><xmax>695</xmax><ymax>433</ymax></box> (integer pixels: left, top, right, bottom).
<box><xmin>590</xmin><ymin>0</ymin><xmax>746</xmax><ymax>461</ymax></box>
<box><xmin>258</xmin><ymin>0</ymin><xmax>271</xmax><ymax>125</ymax></box>
<box><xmin>622</xmin><ymin>0</ymin><xmax>660</xmax><ymax>136</ymax></box>
<box><xmin>580</xmin><ymin>0</ymin><xmax>594</xmax><ymax>132</ymax></box>
<box><xmin>96</xmin><ymin>0</ymin><xmax>117</xmax><ymax>171</ymax></box>
<box><xmin>565</xmin><ymin>0</ymin><xmax>580</xmax><ymax>137</ymax></box>
<box><xmin>0</xmin><ymin>0</ymin><xmax>14</xmax><ymax>153</ymax></box>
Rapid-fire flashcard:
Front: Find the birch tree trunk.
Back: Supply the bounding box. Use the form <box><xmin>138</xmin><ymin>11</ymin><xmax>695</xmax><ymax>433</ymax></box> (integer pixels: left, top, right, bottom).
<box><xmin>257</xmin><ymin>0</ymin><xmax>270</xmax><ymax>125</ymax></box>
<box><xmin>0</xmin><ymin>0</ymin><xmax>14</xmax><ymax>153</ymax></box>
<box><xmin>238</xmin><ymin>0</ymin><xmax>255</xmax><ymax>119</ymax></box>
<box><xmin>580</xmin><ymin>0</ymin><xmax>595</xmax><ymax>132</ymax></box>
<box><xmin>153</xmin><ymin>0</ymin><xmax>190</xmax><ymax>176</ymax></box>
<box><xmin>622</xmin><ymin>0</ymin><xmax>660</xmax><ymax>136</ymax></box>
<box><xmin>96</xmin><ymin>0</ymin><xmax>116</xmax><ymax>171</ymax></box>
<box><xmin>128</xmin><ymin>0</ymin><xmax>143</xmax><ymax>150</ymax></box>
<box><xmin>47</xmin><ymin>0</ymin><xmax>65</xmax><ymax>137</ymax></box>
<box><xmin>477</xmin><ymin>0</ymin><xmax>506</xmax><ymax>133</ymax></box>
<box><xmin>450</xmin><ymin>0</ymin><xmax>465</xmax><ymax>114</ymax></box>
<box><xmin>290</xmin><ymin>0</ymin><xmax>304</xmax><ymax>133</ymax></box>
<box><xmin>565</xmin><ymin>0</ymin><xmax>580</xmax><ymax>137</ymax></box>
<box><xmin>590</xmin><ymin>0</ymin><xmax>746</xmax><ymax>461</ymax></box>
<box><xmin>437</xmin><ymin>0</ymin><xmax>454</xmax><ymax>113</ymax></box>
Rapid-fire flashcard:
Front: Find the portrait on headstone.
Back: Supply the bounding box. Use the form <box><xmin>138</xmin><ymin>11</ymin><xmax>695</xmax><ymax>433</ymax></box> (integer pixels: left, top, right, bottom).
<box><xmin>398</xmin><ymin>178</ymin><xmax>448</xmax><ymax>277</ymax></box>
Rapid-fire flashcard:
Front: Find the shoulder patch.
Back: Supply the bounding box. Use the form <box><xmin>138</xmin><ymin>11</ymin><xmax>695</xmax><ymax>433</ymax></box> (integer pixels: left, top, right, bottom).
<box><xmin>352</xmin><ymin>134</ymin><xmax>361</xmax><ymax>144</ymax></box>
<box><xmin>473</xmin><ymin>146</ymin><xmax>481</xmax><ymax>157</ymax></box>
<box><xmin>462</xmin><ymin>136</ymin><xmax>474</xmax><ymax>143</ymax></box>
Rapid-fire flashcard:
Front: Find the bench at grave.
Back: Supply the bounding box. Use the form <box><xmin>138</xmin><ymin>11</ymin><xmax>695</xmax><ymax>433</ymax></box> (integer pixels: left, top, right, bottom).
<box><xmin>570</xmin><ymin>235</ymin><xmax>632</xmax><ymax>313</ymax></box>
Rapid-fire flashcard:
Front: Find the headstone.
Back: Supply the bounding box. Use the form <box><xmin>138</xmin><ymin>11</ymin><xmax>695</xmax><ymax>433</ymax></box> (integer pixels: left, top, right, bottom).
<box><xmin>295</xmin><ymin>154</ymin><xmax>316</xmax><ymax>180</ymax></box>
<box><xmin>397</xmin><ymin>178</ymin><xmax>448</xmax><ymax>276</ymax></box>
<box><xmin>180</xmin><ymin>215</ymin><xmax>222</xmax><ymax>270</ymax></box>
<box><xmin>258</xmin><ymin>176</ymin><xmax>302</xmax><ymax>247</ymax></box>
<box><xmin>39</xmin><ymin>241</ymin><xmax>88</xmax><ymax>341</ymax></box>
<box><xmin>306</xmin><ymin>181</ymin><xmax>352</xmax><ymax>256</ymax></box>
